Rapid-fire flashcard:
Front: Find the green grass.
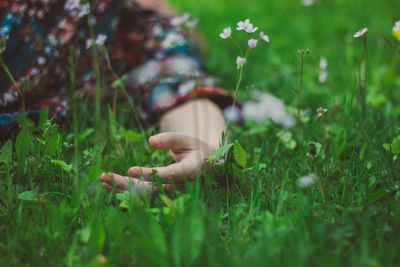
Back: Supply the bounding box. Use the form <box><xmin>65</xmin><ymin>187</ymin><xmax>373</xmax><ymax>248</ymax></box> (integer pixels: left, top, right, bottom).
<box><xmin>1</xmin><ymin>0</ymin><xmax>400</xmax><ymax>266</ymax></box>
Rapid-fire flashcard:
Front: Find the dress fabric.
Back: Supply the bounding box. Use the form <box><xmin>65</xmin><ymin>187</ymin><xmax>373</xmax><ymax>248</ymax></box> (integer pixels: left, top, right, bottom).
<box><xmin>0</xmin><ymin>0</ymin><xmax>233</xmax><ymax>132</ymax></box>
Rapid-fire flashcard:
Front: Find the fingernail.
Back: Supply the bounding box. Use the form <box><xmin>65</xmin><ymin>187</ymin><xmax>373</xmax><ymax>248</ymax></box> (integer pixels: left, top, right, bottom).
<box><xmin>150</xmin><ymin>135</ymin><xmax>161</xmax><ymax>146</ymax></box>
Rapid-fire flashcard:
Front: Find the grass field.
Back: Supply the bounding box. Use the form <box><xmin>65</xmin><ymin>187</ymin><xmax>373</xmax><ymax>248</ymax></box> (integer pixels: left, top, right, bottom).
<box><xmin>1</xmin><ymin>0</ymin><xmax>400</xmax><ymax>266</ymax></box>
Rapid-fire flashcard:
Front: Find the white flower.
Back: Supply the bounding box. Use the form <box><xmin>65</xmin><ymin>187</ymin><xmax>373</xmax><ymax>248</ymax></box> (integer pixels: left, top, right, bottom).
<box><xmin>245</xmin><ymin>23</ymin><xmax>258</xmax><ymax>33</ymax></box>
<box><xmin>86</xmin><ymin>34</ymin><xmax>107</xmax><ymax>49</ymax></box>
<box><xmin>259</xmin><ymin>32</ymin><xmax>269</xmax><ymax>42</ymax></box>
<box><xmin>296</xmin><ymin>173</ymin><xmax>317</xmax><ymax>188</ymax></box>
<box><xmin>236</xmin><ymin>19</ymin><xmax>250</xmax><ymax>31</ymax></box>
<box><xmin>301</xmin><ymin>0</ymin><xmax>314</xmax><ymax>6</ymax></box>
<box><xmin>353</xmin><ymin>27</ymin><xmax>368</xmax><ymax>38</ymax></box>
<box><xmin>316</xmin><ymin>107</ymin><xmax>328</xmax><ymax>118</ymax></box>
<box><xmin>393</xmin><ymin>20</ymin><xmax>400</xmax><ymax>32</ymax></box>
<box><xmin>95</xmin><ymin>34</ymin><xmax>107</xmax><ymax>45</ymax></box>
<box><xmin>318</xmin><ymin>70</ymin><xmax>327</xmax><ymax>83</ymax></box>
<box><xmin>223</xmin><ymin>105</ymin><xmax>240</xmax><ymax>122</ymax></box>
<box><xmin>248</xmin><ymin>38</ymin><xmax>258</xmax><ymax>48</ymax></box>
<box><xmin>242</xmin><ymin>91</ymin><xmax>295</xmax><ymax>129</ymax></box>
<box><xmin>220</xmin><ymin>27</ymin><xmax>232</xmax><ymax>39</ymax></box>
<box><xmin>86</xmin><ymin>38</ymin><xmax>93</xmax><ymax>49</ymax></box>
<box><xmin>236</xmin><ymin>56</ymin><xmax>246</xmax><ymax>68</ymax></box>
<box><xmin>319</xmin><ymin>57</ymin><xmax>327</xmax><ymax>69</ymax></box>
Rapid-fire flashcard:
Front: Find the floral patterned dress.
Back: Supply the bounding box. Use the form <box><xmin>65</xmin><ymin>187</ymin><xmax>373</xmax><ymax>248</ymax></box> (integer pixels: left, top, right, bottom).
<box><xmin>0</xmin><ymin>0</ymin><xmax>233</xmax><ymax>134</ymax></box>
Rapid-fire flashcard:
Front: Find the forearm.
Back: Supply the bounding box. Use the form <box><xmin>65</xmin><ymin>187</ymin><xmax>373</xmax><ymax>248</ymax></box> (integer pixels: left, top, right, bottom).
<box><xmin>159</xmin><ymin>99</ymin><xmax>226</xmax><ymax>149</ymax></box>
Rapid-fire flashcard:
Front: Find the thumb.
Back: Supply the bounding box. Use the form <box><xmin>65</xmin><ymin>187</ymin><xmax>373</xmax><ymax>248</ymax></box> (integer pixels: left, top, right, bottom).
<box><xmin>149</xmin><ymin>132</ymin><xmax>199</xmax><ymax>151</ymax></box>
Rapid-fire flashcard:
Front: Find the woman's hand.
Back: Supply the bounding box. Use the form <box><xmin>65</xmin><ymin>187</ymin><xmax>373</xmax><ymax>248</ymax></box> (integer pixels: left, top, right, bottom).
<box><xmin>127</xmin><ymin>132</ymin><xmax>218</xmax><ymax>183</ymax></box>
<box><xmin>100</xmin><ymin>99</ymin><xmax>226</xmax><ymax>193</ymax></box>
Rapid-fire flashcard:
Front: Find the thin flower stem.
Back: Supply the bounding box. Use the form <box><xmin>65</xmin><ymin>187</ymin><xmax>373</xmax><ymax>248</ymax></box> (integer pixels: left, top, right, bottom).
<box><xmin>230</xmin><ymin>38</ymin><xmax>245</xmax><ymax>57</ymax></box>
<box><xmin>0</xmin><ymin>56</ymin><xmax>25</xmax><ymax>112</ymax></box>
<box><xmin>297</xmin><ymin>54</ymin><xmax>304</xmax><ymax>119</ymax></box>
<box><xmin>68</xmin><ymin>47</ymin><xmax>79</xmax><ymax>180</ymax></box>
<box><xmin>85</xmin><ymin>1</ymin><xmax>102</xmax><ymax>123</ymax></box>
<box><xmin>363</xmin><ymin>35</ymin><xmax>368</xmax><ymax>120</ymax></box>
<box><xmin>223</xmin><ymin>52</ymin><xmax>246</xmax><ymax>144</ymax></box>
<box><xmin>320</xmin><ymin>119</ymin><xmax>329</xmax><ymax>175</ymax></box>
<box><xmin>101</xmin><ymin>47</ymin><xmax>148</xmax><ymax>149</ymax></box>
<box><xmin>313</xmin><ymin>164</ymin><xmax>326</xmax><ymax>205</ymax></box>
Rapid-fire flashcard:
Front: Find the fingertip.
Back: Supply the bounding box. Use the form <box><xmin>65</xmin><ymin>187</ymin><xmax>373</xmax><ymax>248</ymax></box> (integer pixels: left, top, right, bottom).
<box><xmin>149</xmin><ymin>135</ymin><xmax>162</xmax><ymax>148</ymax></box>
<box><xmin>100</xmin><ymin>172</ymin><xmax>108</xmax><ymax>181</ymax></box>
<box><xmin>128</xmin><ymin>166</ymin><xmax>139</xmax><ymax>177</ymax></box>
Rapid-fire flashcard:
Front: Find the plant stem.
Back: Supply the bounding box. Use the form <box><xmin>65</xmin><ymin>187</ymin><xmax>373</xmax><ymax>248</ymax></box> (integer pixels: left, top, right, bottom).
<box><xmin>102</xmin><ymin>47</ymin><xmax>148</xmax><ymax>149</ymax></box>
<box><xmin>85</xmin><ymin>1</ymin><xmax>102</xmax><ymax>123</ymax></box>
<box><xmin>0</xmin><ymin>56</ymin><xmax>25</xmax><ymax>112</ymax></box>
<box><xmin>362</xmin><ymin>35</ymin><xmax>368</xmax><ymax>120</ymax></box>
<box><xmin>68</xmin><ymin>47</ymin><xmax>80</xmax><ymax>181</ymax></box>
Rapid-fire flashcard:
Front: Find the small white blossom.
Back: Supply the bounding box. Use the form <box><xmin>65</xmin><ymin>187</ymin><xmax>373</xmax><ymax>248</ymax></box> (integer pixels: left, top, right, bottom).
<box><xmin>236</xmin><ymin>56</ymin><xmax>246</xmax><ymax>68</ymax></box>
<box><xmin>318</xmin><ymin>70</ymin><xmax>327</xmax><ymax>83</ymax></box>
<box><xmin>248</xmin><ymin>39</ymin><xmax>258</xmax><ymax>48</ymax></box>
<box><xmin>259</xmin><ymin>32</ymin><xmax>269</xmax><ymax>42</ymax></box>
<box><xmin>236</xmin><ymin>19</ymin><xmax>250</xmax><ymax>31</ymax></box>
<box><xmin>220</xmin><ymin>26</ymin><xmax>232</xmax><ymax>39</ymax></box>
<box><xmin>96</xmin><ymin>34</ymin><xmax>107</xmax><ymax>45</ymax></box>
<box><xmin>245</xmin><ymin>23</ymin><xmax>258</xmax><ymax>33</ymax></box>
<box><xmin>301</xmin><ymin>0</ymin><xmax>314</xmax><ymax>6</ymax></box>
<box><xmin>316</xmin><ymin>107</ymin><xmax>328</xmax><ymax>118</ymax></box>
<box><xmin>223</xmin><ymin>105</ymin><xmax>240</xmax><ymax>122</ymax></box>
<box><xmin>297</xmin><ymin>173</ymin><xmax>317</xmax><ymax>188</ymax></box>
<box><xmin>86</xmin><ymin>38</ymin><xmax>93</xmax><ymax>49</ymax></box>
<box><xmin>393</xmin><ymin>21</ymin><xmax>400</xmax><ymax>32</ymax></box>
<box><xmin>242</xmin><ymin>91</ymin><xmax>295</xmax><ymax>129</ymax></box>
<box><xmin>319</xmin><ymin>57</ymin><xmax>327</xmax><ymax>69</ymax></box>
<box><xmin>85</xmin><ymin>34</ymin><xmax>107</xmax><ymax>49</ymax></box>
<box><xmin>353</xmin><ymin>27</ymin><xmax>368</xmax><ymax>38</ymax></box>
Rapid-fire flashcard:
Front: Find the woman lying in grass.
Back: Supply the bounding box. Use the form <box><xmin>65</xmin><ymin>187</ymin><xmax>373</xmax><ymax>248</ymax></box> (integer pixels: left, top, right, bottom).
<box><xmin>0</xmin><ymin>0</ymin><xmax>232</xmax><ymax>193</ymax></box>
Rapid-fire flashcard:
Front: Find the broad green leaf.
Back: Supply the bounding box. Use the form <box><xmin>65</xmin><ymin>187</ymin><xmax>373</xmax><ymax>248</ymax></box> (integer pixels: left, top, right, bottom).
<box><xmin>15</xmin><ymin>129</ymin><xmax>31</xmax><ymax>164</ymax></box>
<box><xmin>80</xmin><ymin>224</ymin><xmax>91</xmax><ymax>244</ymax></box>
<box><xmin>390</xmin><ymin>136</ymin><xmax>400</xmax><ymax>154</ymax></box>
<box><xmin>119</xmin><ymin>126</ymin><xmax>141</xmax><ymax>142</ymax></box>
<box><xmin>38</xmin><ymin>106</ymin><xmax>49</xmax><ymax>130</ymax></box>
<box><xmin>45</xmin><ymin>131</ymin><xmax>61</xmax><ymax>156</ymax></box>
<box><xmin>52</xmin><ymin>160</ymin><xmax>72</xmax><ymax>173</ymax></box>
<box><xmin>90</xmin><ymin>217</ymin><xmax>105</xmax><ymax>253</ymax></box>
<box><xmin>383</xmin><ymin>143</ymin><xmax>391</xmax><ymax>152</ymax></box>
<box><xmin>207</xmin><ymin>143</ymin><xmax>233</xmax><ymax>162</ymax></box>
<box><xmin>0</xmin><ymin>140</ymin><xmax>12</xmax><ymax>164</ymax></box>
<box><xmin>383</xmin><ymin>136</ymin><xmax>400</xmax><ymax>154</ymax></box>
<box><xmin>78</xmin><ymin>128</ymin><xmax>94</xmax><ymax>143</ymax></box>
<box><xmin>233</xmin><ymin>140</ymin><xmax>247</xmax><ymax>168</ymax></box>
<box><xmin>108</xmin><ymin>106</ymin><xmax>121</xmax><ymax>141</ymax></box>
<box><xmin>17</xmin><ymin>191</ymin><xmax>41</xmax><ymax>201</ymax></box>
<box><xmin>160</xmin><ymin>194</ymin><xmax>174</xmax><ymax>209</ymax></box>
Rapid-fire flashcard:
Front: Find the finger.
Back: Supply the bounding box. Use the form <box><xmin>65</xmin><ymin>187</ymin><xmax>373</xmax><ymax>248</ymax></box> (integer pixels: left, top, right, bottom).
<box><xmin>100</xmin><ymin>172</ymin><xmax>129</xmax><ymax>189</ymax></box>
<box><xmin>128</xmin><ymin>161</ymin><xmax>193</xmax><ymax>183</ymax></box>
<box><xmin>149</xmin><ymin>132</ymin><xmax>199</xmax><ymax>152</ymax></box>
